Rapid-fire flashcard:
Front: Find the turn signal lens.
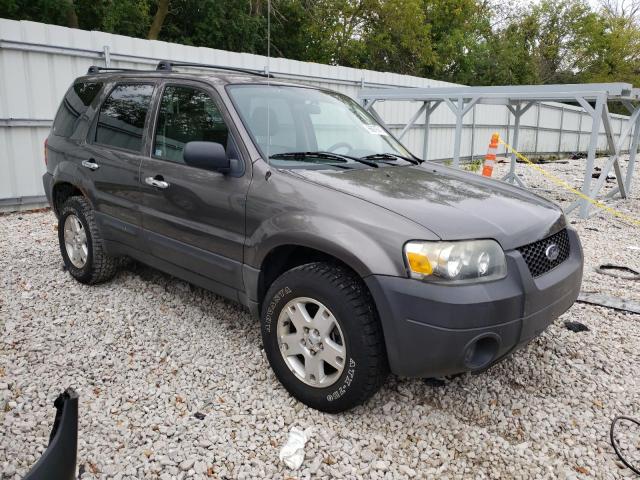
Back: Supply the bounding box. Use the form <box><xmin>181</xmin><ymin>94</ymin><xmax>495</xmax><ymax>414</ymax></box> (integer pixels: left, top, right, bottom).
<box><xmin>406</xmin><ymin>250</ymin><xmax>433</xmax><ymax>275</ymax></box>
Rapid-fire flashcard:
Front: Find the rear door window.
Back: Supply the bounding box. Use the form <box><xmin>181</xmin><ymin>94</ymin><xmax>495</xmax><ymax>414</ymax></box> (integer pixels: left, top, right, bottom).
<box><xmin>153</xmin><ymin>85</ymin><xmax>229</xmax><ymax>164</ymax></box>
<box><xmin>95</xmin><ymin>84</ymin><xmax>154</xmax><ymax>152</ymax></box>
<box><xmin>53</xmin><ymin>82</ymin><xmax>103</xmax><ymax>138</ymax></box>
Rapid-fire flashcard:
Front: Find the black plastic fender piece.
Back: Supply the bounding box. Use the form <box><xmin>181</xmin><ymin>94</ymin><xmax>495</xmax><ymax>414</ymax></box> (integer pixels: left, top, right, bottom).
<box><xmin>23</xmin><ymin>388</ymin><xmax>78</xmax><ymax>480</ymax></box>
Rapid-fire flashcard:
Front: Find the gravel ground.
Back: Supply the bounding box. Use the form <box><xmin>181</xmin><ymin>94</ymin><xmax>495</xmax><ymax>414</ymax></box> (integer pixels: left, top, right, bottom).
<box><xmin>1</xmin><ymin>156</ymin><xmax>639</xmax><ymax>479</ymax></box>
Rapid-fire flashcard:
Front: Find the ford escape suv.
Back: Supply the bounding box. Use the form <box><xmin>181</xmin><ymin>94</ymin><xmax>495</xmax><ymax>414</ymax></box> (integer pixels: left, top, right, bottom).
<box><xmin>43</xmin><ymin>61</ymin><xmax>583</xmax><ymax>412</ymax></box>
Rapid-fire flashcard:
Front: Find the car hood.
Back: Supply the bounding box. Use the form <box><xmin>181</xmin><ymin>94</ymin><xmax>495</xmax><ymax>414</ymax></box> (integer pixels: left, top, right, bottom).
<box><xmin>291</xmin><ymin>164</ymin><xmax>565</xmax><ymax>250</ymax></box>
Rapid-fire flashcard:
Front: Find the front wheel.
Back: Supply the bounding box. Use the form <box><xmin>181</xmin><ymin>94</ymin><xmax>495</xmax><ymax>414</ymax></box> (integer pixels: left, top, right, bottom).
<box><xmin>261</xmin><ymin>262</ymin><xmax>388</xmax><ymax>412</ymax></box>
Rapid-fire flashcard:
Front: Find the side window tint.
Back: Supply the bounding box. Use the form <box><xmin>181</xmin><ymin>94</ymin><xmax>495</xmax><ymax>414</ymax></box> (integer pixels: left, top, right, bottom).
<box><xmin>95</xmin><ymin>84</ymin><xmax>154</xmax><ymax>152</ymax></box>
<box><xmin>53</xmin><ymin>82</ymin><xmax>103</xmax><ymax>138</ymax></box>
<box><xmin>154</xmin><ymin>85</ymin><xmax>229</xmax><ymax>164</ymax></box>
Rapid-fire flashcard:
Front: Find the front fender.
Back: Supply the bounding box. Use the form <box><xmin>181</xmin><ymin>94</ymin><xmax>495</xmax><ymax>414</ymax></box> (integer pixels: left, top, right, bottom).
<box><xmin>248</xmin><ymin>213</ymin><xmax>404</xmax><ymax>278</ymax></box>
<box><xmin>242</xmin><ymin>165</ymin><xmax>440</xmax><ymax>309</ymax></box>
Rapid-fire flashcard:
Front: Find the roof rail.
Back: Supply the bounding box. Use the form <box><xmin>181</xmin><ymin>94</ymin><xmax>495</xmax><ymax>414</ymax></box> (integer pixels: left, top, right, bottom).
<box><xmin>156</xmin><ymin>60</ymin><xmax>273</xmax><ymax>78</ymax></box>
<box><xmin>87</xmin><ymin>66</ymin><xmax>141</xmax><ymax>74</ymax></box>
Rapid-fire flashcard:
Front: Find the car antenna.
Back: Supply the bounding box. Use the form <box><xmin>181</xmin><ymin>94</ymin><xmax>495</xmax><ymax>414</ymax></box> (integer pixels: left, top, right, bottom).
<box><xmin>266</xmin><ymin>0</ymin><xmax>272</xmax><ymax>169</ymax></box>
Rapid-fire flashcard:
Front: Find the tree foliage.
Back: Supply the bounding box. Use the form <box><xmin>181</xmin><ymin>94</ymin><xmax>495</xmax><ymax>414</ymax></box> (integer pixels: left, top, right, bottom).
<box><xmin>2</xmin><ymin>0</ymin><xmax>640</xmax><ymax>87</ymax></box>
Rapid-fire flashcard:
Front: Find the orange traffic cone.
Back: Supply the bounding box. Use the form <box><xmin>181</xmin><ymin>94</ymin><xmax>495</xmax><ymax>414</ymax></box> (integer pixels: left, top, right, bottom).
<box><xmin>482</xmin><ymin>133</ymin><xmax>500</xmax><ymax>177</ymax></box>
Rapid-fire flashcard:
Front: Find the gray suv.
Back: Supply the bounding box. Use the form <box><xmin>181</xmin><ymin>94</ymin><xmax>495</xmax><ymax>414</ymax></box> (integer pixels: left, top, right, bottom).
<box><xmin>43</xmin><ymin>62</ymin><xmax>583</xmax><ymax>412</ymax></box>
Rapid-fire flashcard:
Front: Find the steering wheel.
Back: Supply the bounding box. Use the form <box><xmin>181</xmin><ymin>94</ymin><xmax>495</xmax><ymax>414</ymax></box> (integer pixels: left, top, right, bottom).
<box><xmin>326</xmin><ymin>142</ymin><xmax>354</xmax><ymax>154</ymax></box>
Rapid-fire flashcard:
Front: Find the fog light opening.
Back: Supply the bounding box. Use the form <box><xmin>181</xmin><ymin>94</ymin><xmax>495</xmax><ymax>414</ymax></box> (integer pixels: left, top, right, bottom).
<box><xmin>464</xmin><ymin>335</ymin><xmax>500</xmax><ymax>370</ymax></box>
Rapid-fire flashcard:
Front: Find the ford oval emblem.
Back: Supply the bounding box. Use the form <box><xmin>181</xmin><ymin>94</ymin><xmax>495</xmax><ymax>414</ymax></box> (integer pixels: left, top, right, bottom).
<box><xmin>545</xmin><ymin>244</ymin><xmax>560</xmax><ymax>261</ymax></box>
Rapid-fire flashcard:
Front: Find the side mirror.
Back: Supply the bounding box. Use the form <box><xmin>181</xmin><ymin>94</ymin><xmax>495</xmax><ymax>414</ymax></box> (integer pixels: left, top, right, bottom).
<box><xmin>183</xmin><ymin>141</ymin><xmax>230</xmax><ymax>173</ymax></box>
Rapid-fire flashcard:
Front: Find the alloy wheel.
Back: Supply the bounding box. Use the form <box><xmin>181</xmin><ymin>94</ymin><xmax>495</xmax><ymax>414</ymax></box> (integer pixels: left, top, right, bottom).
<box><xmin>276</xmin><ymin>297</ymin><xmax>346</xmax><ymax>388</ymax></box>
<box><xmin>63</xmin><ymin>214</ymin><xmax>88</xmax><ymax>268</ymax></box>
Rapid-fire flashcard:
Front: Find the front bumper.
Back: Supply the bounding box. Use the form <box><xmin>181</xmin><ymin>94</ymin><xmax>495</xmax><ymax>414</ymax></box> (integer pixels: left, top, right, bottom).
<box><xmin>365</xmin><ymin>228</ymin><xmax>583</xmax><ymax>377</ymax></box>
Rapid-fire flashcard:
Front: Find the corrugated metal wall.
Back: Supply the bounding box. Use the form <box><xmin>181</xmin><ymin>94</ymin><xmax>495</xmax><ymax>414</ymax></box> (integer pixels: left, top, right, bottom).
<box><xmin>0</xmin><ymin>18</ymin><xmax>632</xmax><ymax>207</ymax></box>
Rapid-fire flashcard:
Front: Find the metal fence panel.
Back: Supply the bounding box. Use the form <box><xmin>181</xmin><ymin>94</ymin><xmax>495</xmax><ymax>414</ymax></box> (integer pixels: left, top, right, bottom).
<box><xmin>0</xmin><ymin>18</ymin><xmax>632</xmax><ymax>206</ymax></box>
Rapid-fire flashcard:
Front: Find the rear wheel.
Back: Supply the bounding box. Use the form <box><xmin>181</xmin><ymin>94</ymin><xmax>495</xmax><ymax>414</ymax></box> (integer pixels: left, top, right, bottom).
<box><xmin>261</xmin><ymin>262</ymin><xmax>388</xmax><ymax>412</ymax></box>
<box><xmin>58</xmin><ymin>196</ymin><xmax>118</xmax><ymax>284</ymax></box>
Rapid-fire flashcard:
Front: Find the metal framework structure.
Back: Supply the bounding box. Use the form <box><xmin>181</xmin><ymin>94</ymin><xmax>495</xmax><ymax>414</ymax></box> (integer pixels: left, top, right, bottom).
<box><xmin>359</xmin><ymin>83</ymin><xmax>640</xmax><ymax>218</ymax></box>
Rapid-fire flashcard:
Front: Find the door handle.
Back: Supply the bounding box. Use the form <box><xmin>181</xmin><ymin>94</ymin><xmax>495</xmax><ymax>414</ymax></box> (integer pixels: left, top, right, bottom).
<box><xmin>81</xmin><ymin>159</ymin><xmax>99</xmax><ymax>171</ymax></box>
<box><xmin>145</xmin><ymin>176</ymin><xmax>170</xmax><ymax>189</ymax></box>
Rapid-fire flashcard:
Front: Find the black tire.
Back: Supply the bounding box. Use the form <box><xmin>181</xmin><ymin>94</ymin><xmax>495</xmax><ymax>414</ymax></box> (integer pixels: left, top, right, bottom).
<box><xmin>261</xmin><ymin>262</ymin><xmax>388</xmax><ymax>412</ymax></box>
<box><xmin>58</xmin><ymin>196</ymin><xmax>118</xmax><ymax>284</ymax></box>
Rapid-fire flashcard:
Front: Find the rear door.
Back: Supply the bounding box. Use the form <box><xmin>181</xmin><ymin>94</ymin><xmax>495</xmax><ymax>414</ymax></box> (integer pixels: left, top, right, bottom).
<box><xmin>84</xmin><ymin>81</ymin><xmax>158</xmax><ymax>246</ymax></box>
<box><xmin>47</xmin><ymin>80</ymin><xmax>104</xmax><ymax>202</ymax></box>
<box><xmin>140</xmin><ymin>81</ymin><xmax>251</xmax><ymax>295</ymax></box>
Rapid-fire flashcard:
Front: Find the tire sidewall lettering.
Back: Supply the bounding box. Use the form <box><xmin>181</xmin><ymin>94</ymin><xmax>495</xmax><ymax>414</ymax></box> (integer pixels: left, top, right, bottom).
<box><xmin>264</xmin><ymin>286</ymin><xmax>291</xmax><ymax>333</ymax></box>
<box><xmin>264</xmin><ymin>285</ymin><xmax>358</xmax><ymax>400</ymax></box>
<box><xmin>326</xmin><ymin>357</ymin><xmax>356</xmax><ymax>402</ymax></box>
<box><xmin>261</xmin><ymin>264</ymin><xmax>385</xmax><ymax>411</ymax></box>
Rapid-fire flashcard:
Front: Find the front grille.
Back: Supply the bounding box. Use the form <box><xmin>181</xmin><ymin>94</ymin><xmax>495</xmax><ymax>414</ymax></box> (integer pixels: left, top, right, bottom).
<box><xmin>516</xmin><ymin>229</ymin><xmax>570</xmax><ymax>278</ymax></box>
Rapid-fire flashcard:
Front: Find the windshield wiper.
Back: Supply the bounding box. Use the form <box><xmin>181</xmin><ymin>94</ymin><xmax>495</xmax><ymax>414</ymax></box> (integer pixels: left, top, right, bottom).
<box><xmin>269</xmin><ymin>151</ymin><xmax>379</xmax><ymax>168</ymax></box>
<box><xmin>360</xmin><ymin>153</ymin><xmax>421</xmax><ymax>165</ymax></box>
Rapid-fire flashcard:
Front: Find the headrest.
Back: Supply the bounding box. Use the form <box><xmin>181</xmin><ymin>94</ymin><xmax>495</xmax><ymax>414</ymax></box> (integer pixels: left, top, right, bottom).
<box><xmin>249</xmin><ymin>106</ymin><xmax>279</xmax><ymax>137</ymax></box>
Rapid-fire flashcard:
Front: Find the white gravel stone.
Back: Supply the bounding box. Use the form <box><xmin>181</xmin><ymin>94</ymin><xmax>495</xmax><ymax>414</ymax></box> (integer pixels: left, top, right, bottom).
<box><xmin>0</xmin><ymin>156</ymin><xmax>639</xmax><ymax>479</ymax></box>
<box><xmin>179</xmin><ymin>458</ymin><xmax>195</xmax><ymax>471</ymax></box>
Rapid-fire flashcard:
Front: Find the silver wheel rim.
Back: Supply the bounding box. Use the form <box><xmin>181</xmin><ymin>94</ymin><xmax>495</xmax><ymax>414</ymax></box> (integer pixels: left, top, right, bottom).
<box><xmin>63</xmin><ymin>214</ymin><xmax>88</xmax><ymax>268</ymax></box>
<box><xmin>276</xmin><ymin>297</ymin><xmax>347</xmax><ymax>388</ymax></box>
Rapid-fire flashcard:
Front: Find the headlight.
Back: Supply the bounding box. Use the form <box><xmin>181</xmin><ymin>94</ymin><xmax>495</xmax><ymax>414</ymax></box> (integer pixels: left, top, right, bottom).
<box><xmin>404</xmin><ymin>240</ymin><xmax>507</xmax><ymax>283</ymax></box>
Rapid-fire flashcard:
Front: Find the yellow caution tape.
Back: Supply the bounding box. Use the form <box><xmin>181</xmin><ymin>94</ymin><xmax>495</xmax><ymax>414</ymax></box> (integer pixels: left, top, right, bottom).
<box><xmin>497</xmin><ymin>135</ymin><xmax>640</xmax><ymax>228</ymax></box>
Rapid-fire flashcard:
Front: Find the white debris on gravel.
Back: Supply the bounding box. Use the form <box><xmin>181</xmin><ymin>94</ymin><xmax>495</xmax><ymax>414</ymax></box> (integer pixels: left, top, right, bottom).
<box><xmin>0</xmin><ymin>155</ymin><xmax>639</xmax><ymax>479</ymax></box>
<box><xmin>279</xmin><ymin>426</ymin><xmax>312</xmax><ymax>470</ymax></box>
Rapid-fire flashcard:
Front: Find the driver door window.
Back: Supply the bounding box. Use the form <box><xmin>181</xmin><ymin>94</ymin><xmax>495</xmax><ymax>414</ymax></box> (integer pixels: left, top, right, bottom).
<box><xmin>154</xmin><ymin>85</ymin><xmax>229</xmax><ymax>164</ymax></box>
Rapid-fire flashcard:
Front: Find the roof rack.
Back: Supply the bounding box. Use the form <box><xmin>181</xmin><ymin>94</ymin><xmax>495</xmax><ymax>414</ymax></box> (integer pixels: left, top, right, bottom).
<box><xmin>156</xmin><ymin>60</ymin><xmax>273</xmax><ymax>78</ymax></box>
<box><xmin>87</xmin><ymin>66</ymin><xmax>142</xmax><ymax>74</ymax></box>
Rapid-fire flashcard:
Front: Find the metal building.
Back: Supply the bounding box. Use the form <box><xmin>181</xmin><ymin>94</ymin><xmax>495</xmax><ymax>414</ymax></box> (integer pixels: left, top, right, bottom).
<box><xmin>360</xmin><ymin>83</ymin><xmax>640</xmax><ymax>218</ymax></box>
<box><xmin>0</xmin><ymin>18</ymin><xmax>635</xmax><ymax>209</ymax></box>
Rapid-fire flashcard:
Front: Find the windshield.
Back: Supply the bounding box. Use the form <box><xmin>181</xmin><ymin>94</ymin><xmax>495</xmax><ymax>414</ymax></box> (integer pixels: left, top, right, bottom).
<box><xmin>227</xmin><ymin>85</ymin><xmax>414</xmax><ymax>170</ymax></box>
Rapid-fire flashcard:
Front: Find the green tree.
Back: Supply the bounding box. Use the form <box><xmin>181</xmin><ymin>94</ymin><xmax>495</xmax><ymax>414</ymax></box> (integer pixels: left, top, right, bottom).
<box><xmin>3</xmin><ymin>0</ymin><xmax>640</xmax><ymax>90</ymax></box>
<box><xmin>291</xmin><ymin>0</ymin><xmax>435</xmax><ymax>74</ymax></box>
<box><xmin>576</xmin><ymin>7</ymin><xmax>640</xmax><ymax>84</ymax></box>
<box><xmin>298</xmin><ymin>0</ymin><xmax>370</xmax><ymax>66</ymax></box>
<box><xmin>420</xmin><ymin>0</ymin><xmax>493</xmax><ymax>83</ymax></box>
<box><xmin>148</xmin><ymin>0</ymin><xmax>170</xmax><ymax>40</ymax></box>
<box><xmin>360</xmin><ymin>0</ymin><xmax>434</xmax><ymax>75</ymax></box>
<box><xmin>159</xmin><ymin>0</ymin><xmax>266</xmax><ymax>53</ymax></box>
<box><xmin>456</xmin><ymin>16</ymin><xmax>540</xmax><ymax>86</ymax></box>
<box><xmin>525</xmin><ymin>0</ymin><xmax>598</xmax><ymax>84</ymax></box>
<box><xmin>0</xmin><ymin>0</ymin><xmax>71</xmax><ymax>26</ymax></box>
<box><xmin>267</xmin><ymin>0</ymin><xmax>310</xmax><ymax>58</ymax></box>
<box><xmin>73</xmin><ymin>0</ymin><xmax>151</xmax><ymax>37</ymax></box>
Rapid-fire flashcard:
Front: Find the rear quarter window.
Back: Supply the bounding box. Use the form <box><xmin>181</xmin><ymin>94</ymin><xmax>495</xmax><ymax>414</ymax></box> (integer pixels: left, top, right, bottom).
<box><xmin>52</xmin><ymin>82</ymin><xmax>103</xmax><ymax>138</ymax></box>
<box><xmin>94</xmin><ymin>83</ymin><xmax>154</xmax><ymax>152</ymax></box>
